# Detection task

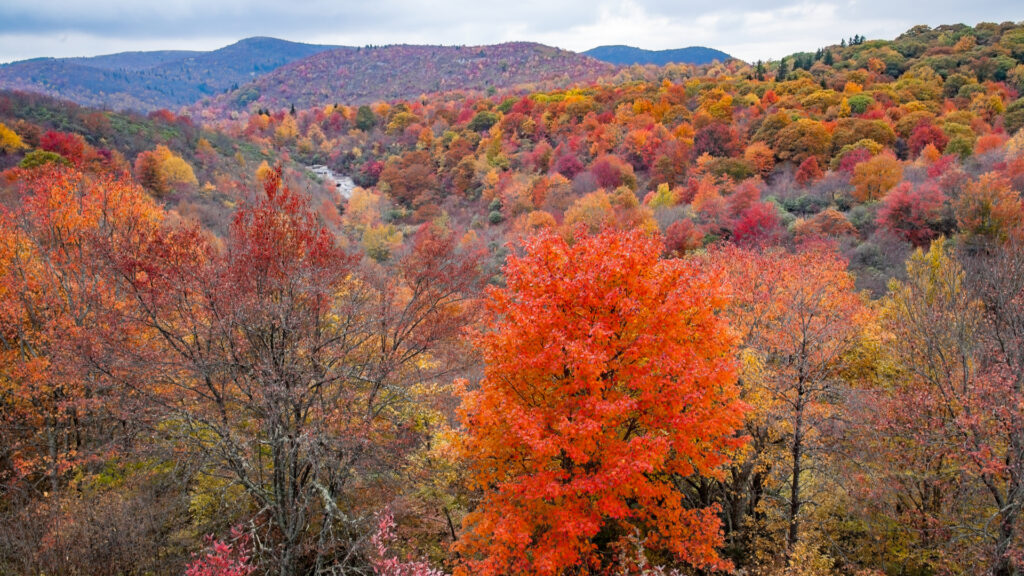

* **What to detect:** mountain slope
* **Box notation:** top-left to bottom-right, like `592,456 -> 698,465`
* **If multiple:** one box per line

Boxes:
0,37 -> 337,112
584,45 -> 732,66
65,50 -> 204,71
202,42 -> 618,112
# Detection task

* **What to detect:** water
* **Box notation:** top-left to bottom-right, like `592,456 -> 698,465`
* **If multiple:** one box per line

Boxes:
308,164 -> 355,200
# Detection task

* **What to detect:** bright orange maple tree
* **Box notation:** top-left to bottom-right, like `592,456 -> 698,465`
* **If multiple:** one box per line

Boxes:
455,228 -> 746,576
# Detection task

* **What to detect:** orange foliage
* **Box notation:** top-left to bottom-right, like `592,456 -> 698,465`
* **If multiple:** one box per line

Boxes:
0,166 -> 163,488
956,172 -> 1024,242
851,152 -> 903,202
794,209 -> 858,240
744,142 -> 776,178
134,144 -> 198,196
456,228 -> 745,576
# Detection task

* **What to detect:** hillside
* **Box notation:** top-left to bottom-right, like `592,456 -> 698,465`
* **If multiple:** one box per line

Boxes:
773,21 -> 1024,80
0,89 -> 332,235
201,42 -> 618,113
5,18 -> 1024,576
65,50 -> 203,71
584,45 -> 732,65
0,37 -> 337,112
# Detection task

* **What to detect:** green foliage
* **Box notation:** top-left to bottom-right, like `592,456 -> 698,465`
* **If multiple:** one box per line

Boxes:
945,135 -> 974,158
1005,98 -> 1024,135
19,149 -> 70,168
847,93 -> 873,114
468,111 -> 500,132
356,105 -> 376,131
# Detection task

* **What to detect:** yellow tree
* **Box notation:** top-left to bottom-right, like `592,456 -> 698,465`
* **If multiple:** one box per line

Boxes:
134,144 -> 198,196
0,121 -> 26,154
851,152 -> 902,202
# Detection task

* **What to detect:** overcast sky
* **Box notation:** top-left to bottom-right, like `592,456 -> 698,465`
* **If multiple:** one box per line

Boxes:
0,0 -> 1020,64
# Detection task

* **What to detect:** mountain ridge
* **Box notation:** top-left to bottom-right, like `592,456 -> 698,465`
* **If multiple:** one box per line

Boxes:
584,45 -> 732,66
199,41 -> 619,113
0,37 -> 338,112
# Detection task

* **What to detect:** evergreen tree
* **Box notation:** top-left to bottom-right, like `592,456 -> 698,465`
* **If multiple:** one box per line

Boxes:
776,57 -> 790,81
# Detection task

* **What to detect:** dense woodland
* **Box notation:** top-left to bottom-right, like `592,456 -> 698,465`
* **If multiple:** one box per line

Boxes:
0,38 -> 337,112
2,20 -> 1024,576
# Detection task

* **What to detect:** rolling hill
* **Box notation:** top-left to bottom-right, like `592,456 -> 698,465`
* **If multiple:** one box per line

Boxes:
201,42 -> 618,113
0,37 -> 337,112
584,45 -> 732,66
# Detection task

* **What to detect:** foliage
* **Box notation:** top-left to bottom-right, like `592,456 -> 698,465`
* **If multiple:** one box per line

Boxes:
456,228 -> 745,576
134,144 -> 198,196
186,528 -> 255,576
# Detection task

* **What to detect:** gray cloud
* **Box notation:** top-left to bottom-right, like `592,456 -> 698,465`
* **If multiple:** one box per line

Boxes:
0,0 -> 1020,64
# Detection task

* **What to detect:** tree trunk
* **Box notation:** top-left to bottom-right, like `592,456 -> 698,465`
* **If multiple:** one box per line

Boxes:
787,386 -> 805,552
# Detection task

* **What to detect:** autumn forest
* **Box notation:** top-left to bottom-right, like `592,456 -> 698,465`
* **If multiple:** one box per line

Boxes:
2,18 -> 1024,576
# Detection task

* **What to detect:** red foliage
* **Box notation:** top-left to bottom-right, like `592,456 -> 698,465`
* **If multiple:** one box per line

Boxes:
554,152 -> 584,179
589,154 -> 636,189
733,202 -> 783,247
372,509 -> 447,576
876,182 -> 949,247
692,122 -> 740,158
727,179 -> 762,218
456,228 -> 745,576
185,528 -> 254,576
836,147 -> 873,174
794,156 -> 823,186
909,123 -> 949,157
664,218 -> 705,256
927,154 -> 958,179
39,130 -> 87,166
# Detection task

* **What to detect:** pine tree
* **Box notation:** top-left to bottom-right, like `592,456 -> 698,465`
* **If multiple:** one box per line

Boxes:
776,57 -> 790,81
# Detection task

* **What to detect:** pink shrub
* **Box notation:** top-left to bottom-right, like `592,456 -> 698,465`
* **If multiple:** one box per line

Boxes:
185,528 -> 254,576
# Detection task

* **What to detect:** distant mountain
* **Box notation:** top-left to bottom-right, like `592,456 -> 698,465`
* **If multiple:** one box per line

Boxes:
584,45 -> 732,66
0,37 -> 338,112
201,42 -> 618,113
65,50 -> 203,71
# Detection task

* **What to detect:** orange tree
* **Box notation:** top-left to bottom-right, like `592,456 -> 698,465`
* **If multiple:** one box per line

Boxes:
455,228 -> 746,576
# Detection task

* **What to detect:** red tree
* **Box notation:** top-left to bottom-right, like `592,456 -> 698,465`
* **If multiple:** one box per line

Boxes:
876,181 -> 950,246
456,228 -> 745,576
794,156 -> 823,187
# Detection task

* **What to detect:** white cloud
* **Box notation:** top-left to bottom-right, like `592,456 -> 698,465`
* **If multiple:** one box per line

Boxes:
0,33 -> 234,62
0,0 -> 1020,63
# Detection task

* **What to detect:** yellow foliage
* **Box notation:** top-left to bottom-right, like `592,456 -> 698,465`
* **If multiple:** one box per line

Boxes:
839,97 -> 852,118
274,115 -> 299,144
647,183 -> 675,208
0,122 -> 26,153
135,144 -> 198,196
1006,129 -> 1024,157
518,210 -> 557,234
344,187 -> 383,229
362,223 -> 403,262
699,88 -> 734,122
564,189 -> 614,233
255,160 -> 274,186
851,153 -> 902,202
195,137 -> 216,159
